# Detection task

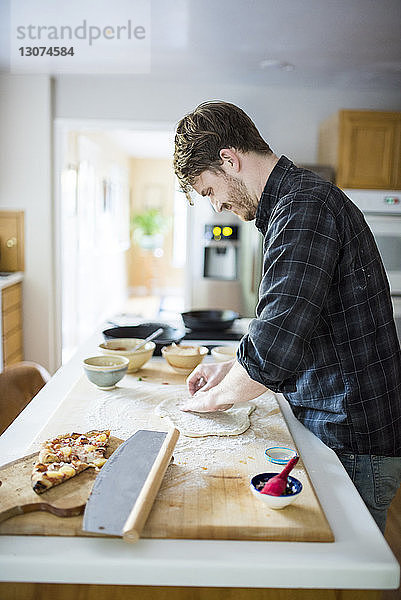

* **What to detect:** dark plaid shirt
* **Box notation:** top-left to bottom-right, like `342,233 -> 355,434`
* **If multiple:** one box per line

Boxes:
237,156 -> 401,455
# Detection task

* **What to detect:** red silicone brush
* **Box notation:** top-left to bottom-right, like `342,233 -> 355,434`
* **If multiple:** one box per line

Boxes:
260,455 -> 299,496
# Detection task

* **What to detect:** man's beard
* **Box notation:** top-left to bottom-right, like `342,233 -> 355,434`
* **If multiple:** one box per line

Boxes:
225,175 -> 257,221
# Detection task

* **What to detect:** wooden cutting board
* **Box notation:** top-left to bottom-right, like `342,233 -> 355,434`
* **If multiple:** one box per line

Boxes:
0,437 -> 122,535
0,363 -> 334,542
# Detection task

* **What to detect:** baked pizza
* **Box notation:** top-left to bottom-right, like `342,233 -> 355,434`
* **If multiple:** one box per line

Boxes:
31,429 -> 110,494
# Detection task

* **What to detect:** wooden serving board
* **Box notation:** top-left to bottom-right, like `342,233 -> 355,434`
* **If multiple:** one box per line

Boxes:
0,362 -> 334,542
0,437 -> 122,535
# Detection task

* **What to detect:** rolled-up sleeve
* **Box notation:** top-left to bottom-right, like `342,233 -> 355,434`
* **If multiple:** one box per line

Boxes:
237,194 -> 340,392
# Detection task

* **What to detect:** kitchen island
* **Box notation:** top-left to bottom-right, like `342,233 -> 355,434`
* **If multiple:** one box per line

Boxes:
0,331 -> 399,599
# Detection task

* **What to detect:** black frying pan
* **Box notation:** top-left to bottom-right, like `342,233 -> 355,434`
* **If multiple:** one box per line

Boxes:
181,310 -> 239,332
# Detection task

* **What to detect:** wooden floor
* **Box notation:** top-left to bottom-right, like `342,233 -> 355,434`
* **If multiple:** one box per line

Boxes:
382,484 -> 401,600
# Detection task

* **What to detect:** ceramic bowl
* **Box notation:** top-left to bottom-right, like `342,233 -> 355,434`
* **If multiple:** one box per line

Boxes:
250,472 -> 303,509
83,355 -> 129,390
102,322 -> 184,355
98,338 -> 155,373
265,446 -> 298,465
211,345 -> 238,362
162,344 -> 209,374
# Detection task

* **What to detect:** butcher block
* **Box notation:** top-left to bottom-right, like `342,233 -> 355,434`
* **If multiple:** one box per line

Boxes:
0,361 -> 334,542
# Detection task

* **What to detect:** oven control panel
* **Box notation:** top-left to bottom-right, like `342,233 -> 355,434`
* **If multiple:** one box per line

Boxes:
383,195 -> 400,205
343,189 -> 401,214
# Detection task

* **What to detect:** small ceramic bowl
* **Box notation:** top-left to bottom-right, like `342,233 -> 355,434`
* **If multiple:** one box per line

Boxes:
211,345 -> 238,362
265,446 -> 298,465
83,355 -> 129,390
250,472 -> 303,509
98,338 -> 155,373
162,344 -> 209,374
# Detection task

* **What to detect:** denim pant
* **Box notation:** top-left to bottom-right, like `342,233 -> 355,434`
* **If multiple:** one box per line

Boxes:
337,453 -> 401,533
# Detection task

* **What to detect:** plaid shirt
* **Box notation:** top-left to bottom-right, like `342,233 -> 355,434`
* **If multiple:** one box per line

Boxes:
237,156 -> 401,455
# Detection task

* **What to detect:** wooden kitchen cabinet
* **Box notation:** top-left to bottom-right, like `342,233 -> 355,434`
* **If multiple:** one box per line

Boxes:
318,110 -> 401,189
2,282 -> 23,368
0,210 -> 25,272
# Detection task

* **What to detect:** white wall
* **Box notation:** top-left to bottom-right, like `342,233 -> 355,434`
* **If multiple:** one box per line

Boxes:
1,73 -> 401,372
0,74 -> 55,372
55,76 -> 401,163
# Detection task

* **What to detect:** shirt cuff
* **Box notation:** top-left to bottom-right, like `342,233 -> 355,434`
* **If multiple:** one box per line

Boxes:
237,335 -> 297,393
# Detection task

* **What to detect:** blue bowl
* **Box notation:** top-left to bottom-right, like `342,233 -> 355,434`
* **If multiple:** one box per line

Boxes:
265,446 -> 297,465
83,355 -> 129,390
250,472 -> 303,509
251,472 -> 303,496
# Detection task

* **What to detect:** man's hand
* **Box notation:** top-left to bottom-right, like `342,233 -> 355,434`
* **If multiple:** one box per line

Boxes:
186,360 -> 235,396
182,360 -> 268,414
181,388 -> 234,413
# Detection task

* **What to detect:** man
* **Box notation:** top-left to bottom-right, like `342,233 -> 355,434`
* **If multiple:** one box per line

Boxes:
173,101 -> 401,533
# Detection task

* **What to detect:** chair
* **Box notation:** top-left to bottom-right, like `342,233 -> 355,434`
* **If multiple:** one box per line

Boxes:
0,361 -> 50,435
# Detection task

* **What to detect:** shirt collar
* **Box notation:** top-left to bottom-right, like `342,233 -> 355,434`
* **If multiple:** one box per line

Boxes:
255,155 -> 293,234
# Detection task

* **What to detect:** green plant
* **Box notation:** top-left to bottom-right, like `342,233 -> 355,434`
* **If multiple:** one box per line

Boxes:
131,209 -> 167,236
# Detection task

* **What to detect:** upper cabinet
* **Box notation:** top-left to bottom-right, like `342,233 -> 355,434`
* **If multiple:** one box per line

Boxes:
0,211 -> 25,272
318,110 -> 401,189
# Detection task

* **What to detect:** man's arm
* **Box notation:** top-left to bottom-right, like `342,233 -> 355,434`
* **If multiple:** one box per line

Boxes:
181,360 -> 267,412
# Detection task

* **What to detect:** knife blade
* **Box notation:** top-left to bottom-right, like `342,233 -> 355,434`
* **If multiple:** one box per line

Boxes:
82,428 -> 179,542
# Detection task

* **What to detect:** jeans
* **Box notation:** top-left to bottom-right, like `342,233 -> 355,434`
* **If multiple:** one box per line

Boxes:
337,453 -> 401,533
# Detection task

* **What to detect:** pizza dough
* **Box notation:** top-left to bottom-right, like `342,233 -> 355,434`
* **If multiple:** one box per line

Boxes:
155,398 -> 255,438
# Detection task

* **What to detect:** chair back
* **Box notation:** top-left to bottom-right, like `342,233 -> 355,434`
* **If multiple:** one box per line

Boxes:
0,362 -> 50,435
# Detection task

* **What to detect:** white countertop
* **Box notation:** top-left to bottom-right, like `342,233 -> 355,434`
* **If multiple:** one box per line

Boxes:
0,331 -> 399,590
0,271 -> 23,290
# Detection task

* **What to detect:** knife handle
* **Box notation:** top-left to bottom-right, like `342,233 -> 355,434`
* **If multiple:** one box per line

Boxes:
122,427 -> 180,543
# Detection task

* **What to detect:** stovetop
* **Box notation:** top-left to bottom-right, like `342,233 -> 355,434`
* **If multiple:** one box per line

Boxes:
107,314 -> 251,346
182,317 -> 250,344
183,328 -> 243,341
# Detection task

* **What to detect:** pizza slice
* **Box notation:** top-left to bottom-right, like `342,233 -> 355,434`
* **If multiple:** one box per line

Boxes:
38,429 -> 110,467
31,458 -> 90,494
32,429 -> 111,494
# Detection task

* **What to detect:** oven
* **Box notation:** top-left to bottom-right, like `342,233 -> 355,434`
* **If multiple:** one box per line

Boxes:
343,189 -> 401,342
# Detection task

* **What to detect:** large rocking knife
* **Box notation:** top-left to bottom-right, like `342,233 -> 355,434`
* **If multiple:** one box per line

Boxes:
82,428 -> 179,542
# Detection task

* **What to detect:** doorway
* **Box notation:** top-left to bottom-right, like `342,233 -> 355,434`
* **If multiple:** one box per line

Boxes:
54,119 -> 187,364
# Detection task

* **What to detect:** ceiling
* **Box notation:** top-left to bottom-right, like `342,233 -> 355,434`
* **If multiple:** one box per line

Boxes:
70,0 -> 401,159
150,0 -> 401,90
1,0 -> 400,90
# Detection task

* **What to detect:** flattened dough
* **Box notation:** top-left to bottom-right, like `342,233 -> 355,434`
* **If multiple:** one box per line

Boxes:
155,398 -> 255,438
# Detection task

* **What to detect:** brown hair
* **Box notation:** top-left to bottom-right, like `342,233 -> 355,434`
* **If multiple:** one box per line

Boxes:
174,101 -> 272,197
